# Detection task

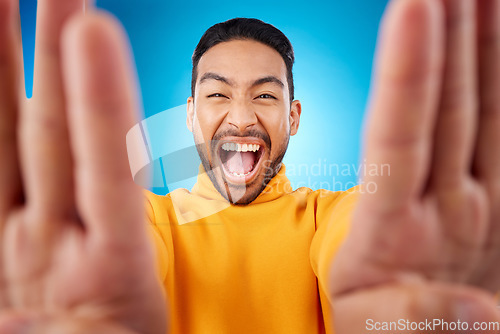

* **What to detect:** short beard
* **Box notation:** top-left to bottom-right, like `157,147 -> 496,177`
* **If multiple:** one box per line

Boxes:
195,130 -> 289,205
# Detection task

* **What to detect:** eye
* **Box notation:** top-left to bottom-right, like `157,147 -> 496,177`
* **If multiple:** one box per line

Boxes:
256,94 -> 276,100
207,93 -> 228,98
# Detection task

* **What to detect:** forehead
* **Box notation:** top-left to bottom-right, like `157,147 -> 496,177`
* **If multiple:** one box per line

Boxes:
197,40 -> 287,85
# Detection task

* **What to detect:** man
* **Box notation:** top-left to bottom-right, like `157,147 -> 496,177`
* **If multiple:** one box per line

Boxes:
0,0 -> 499,333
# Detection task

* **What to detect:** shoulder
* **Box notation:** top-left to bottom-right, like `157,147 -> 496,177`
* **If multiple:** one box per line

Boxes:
302,185 -> 361,229
143,188 -> 190,224
294,185 -> 360,211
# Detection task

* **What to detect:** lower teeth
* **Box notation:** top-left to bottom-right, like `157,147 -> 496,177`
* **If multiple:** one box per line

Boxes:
230,166 -> 254,177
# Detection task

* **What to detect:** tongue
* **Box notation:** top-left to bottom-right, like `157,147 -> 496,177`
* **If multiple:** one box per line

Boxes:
225,151 -> 256,175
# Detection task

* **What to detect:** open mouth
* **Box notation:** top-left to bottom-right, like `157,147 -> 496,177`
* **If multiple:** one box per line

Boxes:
217,139 -> 265,184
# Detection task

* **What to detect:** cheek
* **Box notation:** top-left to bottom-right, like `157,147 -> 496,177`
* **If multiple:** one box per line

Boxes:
193,109 -> 210,137
259,111 -> 290,143
193,105 -> 226,152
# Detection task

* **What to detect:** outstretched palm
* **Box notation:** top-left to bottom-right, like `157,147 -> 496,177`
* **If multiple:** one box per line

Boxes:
331,0 -> 500,332
0,0 -> 166,332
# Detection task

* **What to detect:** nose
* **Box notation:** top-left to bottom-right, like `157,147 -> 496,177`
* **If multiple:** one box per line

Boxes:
225,100 -> 258,132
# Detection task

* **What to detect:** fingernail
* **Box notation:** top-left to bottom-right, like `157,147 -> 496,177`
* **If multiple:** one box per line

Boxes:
454,296 -> 497,333
455,299 -> 475,324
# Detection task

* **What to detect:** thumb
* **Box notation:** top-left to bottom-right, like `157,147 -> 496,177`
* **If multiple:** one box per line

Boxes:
0,312 -> 137,334
332,281 -> 500,334
0,313 -> 33,334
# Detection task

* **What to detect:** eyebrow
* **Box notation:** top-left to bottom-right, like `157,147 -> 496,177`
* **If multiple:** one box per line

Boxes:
250,76 -> 284,89
199,72 -> 235,86
199,72 -> 284,89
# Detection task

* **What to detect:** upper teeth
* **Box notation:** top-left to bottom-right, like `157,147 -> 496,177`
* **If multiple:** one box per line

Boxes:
221,143 -> 260,152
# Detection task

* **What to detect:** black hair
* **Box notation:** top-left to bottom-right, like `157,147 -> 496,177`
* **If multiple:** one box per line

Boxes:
191,18 -> 295,103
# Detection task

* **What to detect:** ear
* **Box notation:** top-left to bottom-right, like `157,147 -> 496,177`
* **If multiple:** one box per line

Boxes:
186,96 -> 194,132
289,100 -> 302,136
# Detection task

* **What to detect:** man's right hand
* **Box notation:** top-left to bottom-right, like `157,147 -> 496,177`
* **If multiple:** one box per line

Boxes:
0,0 -> 167,333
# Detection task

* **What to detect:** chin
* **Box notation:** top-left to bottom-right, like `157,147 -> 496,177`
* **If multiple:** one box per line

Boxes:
195,132 -> 287,205
224,178 -> 267,205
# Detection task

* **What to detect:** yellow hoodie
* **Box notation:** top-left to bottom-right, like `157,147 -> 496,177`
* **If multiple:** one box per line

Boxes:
145,165 -> 359,334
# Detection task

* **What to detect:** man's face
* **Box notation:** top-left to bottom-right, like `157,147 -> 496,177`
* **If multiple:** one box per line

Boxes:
187,39 -> 301,204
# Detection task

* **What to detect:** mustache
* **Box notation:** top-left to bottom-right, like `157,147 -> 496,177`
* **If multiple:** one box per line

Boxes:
211,129 -> 272,150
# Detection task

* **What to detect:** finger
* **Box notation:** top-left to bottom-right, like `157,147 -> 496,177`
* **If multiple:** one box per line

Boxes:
84,0 -> 94,12
19,0 -> 86,218
474,0 -> 500,195
61,13 -> 145,242
332,282 -> 499,334
0,0 -> 22,221
429,0 -> 478,189
470,0 -> 500,291
361,0 -> 445,213
0,0 -> 22,309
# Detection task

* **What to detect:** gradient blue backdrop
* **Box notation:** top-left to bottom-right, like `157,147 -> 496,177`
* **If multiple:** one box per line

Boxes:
20,0 -> 390,194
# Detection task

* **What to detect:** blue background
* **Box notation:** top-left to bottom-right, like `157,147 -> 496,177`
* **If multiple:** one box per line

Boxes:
20,0 -> 390,194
